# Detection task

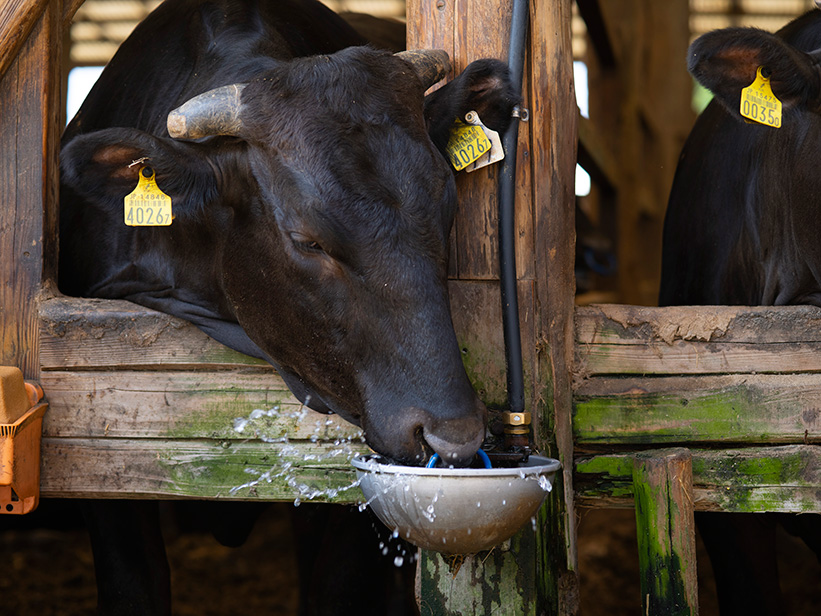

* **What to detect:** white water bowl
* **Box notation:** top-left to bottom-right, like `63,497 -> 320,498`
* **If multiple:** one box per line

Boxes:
352,454 -> 561,554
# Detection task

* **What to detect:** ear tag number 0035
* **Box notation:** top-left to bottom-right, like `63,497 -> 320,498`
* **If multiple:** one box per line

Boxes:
124,167 -> 173,226
740,66 -> 782,128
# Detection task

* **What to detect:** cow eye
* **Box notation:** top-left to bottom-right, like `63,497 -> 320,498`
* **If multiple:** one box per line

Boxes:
290,232 -> 325,254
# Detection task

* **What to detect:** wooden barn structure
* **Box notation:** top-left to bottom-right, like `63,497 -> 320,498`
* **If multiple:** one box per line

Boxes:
1,0 -> 820,614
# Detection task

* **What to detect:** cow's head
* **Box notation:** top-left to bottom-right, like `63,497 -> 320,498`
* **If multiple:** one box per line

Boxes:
61,47 -> 518,466
687,10 -> 821,121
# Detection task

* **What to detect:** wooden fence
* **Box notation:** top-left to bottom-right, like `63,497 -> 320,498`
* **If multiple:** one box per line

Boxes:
4,1 -> 820,615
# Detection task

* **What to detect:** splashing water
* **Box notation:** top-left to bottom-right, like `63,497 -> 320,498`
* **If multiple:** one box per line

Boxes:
228,404 -> 366,504
537,475 -> 553,492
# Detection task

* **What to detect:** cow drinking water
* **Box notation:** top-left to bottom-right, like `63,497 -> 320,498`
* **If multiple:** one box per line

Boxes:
660,8 -> 821,615
58,0 -> 519,613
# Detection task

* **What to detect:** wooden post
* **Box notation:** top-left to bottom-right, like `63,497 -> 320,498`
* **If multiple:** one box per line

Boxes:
529,0 -> 579,613
408,0 -> 578,613
0,0 -> 62,379
632,448 -> 698,616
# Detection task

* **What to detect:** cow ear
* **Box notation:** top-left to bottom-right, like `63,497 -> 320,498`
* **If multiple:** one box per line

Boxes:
688,27 -> 821,115
423,58 -> 521,155
60,128 -> 218,216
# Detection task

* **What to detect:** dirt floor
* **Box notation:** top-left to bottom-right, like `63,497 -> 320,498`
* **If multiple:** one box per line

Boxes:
1,500 -> 820,615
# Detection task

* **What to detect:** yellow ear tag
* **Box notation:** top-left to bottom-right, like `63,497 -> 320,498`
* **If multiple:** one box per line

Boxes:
124,167 -> 173,226
740,66 -> 782,128
446,120 -> 492,171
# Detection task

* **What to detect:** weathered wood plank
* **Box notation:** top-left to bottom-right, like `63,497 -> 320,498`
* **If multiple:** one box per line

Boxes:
449,280 -> 535,408
575,305 -> 821,375
417,528 -> 538,615
38,369 -> 364,442
0,3 -> 61,379
0,0 -> 49,80
63,0 -> 86,30
530,0 -> 579,613
575,445 -> 821,513
632,449 -> 698,616
577,339 -> 821,376
574,374 -> 821,445
39,437 -> 369,501
39,296 -> 269,370
577,304 -> 821,345
449,0 -> 512,281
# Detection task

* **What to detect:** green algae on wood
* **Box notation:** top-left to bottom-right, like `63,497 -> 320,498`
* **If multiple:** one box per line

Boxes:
418,525 -> 538,616
575,445 -> 821,514
632,449 -> 698,616
574,374 -> 821,446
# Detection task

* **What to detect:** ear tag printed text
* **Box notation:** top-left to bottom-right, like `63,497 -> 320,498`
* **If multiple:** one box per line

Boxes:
124,167 -> 173,226
740,66 -> 782,128
446,114 -> 494,171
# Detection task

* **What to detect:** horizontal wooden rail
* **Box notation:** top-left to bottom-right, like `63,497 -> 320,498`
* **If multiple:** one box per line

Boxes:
576,304 -> 821,375
38,296 -> 368,501
40,296 -> 269,370
575,445 -> 821,513
40,438 -> 367,501
575,373 -> 821,445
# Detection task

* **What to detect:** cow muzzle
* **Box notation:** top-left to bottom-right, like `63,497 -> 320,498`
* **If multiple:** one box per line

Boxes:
363,396 -> 487,468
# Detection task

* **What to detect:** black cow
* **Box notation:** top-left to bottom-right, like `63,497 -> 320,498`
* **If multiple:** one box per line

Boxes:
59,0 -> 518,613
660,9 -> 821,615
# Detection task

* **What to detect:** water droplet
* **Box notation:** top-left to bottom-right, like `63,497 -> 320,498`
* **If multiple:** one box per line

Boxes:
393,556 -> 404,567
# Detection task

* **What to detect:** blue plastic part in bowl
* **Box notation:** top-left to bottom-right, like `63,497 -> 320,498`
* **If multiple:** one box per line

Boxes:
426,448 -> 492,469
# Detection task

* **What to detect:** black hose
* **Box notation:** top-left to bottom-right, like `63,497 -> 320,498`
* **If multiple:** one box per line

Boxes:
498,0 -> 529,415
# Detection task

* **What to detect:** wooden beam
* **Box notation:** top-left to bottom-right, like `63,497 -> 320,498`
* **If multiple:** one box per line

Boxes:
417,530 -> 539,615
575,0 -> 616,68
632,449 -> 698,616
530,0 -> 579,613
575,445 -> 821,513
576,304 -> 821,376
0,0 -> 50,80
63,0 -> 86,30
38,369 -> 365,440
574,374 -> 821,445
577,304 -> 821,345
0,1 -> 62,379
40,437 -> 368,501
39,296 -> 268,370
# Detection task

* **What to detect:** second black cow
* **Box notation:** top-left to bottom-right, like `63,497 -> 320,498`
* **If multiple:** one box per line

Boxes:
660,8 -> 821,615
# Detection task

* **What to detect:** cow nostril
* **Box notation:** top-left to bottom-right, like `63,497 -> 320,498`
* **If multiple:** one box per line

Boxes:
421,426 -> 485,468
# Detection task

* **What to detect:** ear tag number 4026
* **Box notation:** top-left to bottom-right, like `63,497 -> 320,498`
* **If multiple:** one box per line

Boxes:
124,167 -> 173,226
740,66 -> 782,128
446,111 -> 505,172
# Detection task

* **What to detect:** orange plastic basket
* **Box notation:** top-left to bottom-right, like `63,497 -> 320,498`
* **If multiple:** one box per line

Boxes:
0,367 -> 47,514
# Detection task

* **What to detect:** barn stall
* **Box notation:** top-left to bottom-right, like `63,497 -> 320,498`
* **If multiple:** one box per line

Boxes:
1,0 -> 820,614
